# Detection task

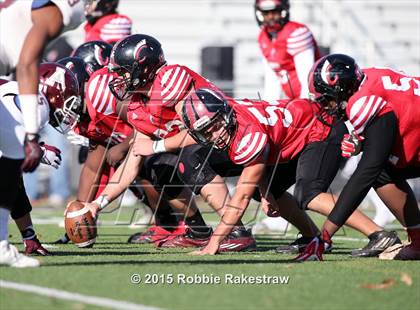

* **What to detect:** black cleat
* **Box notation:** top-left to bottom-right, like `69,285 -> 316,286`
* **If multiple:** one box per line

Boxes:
276,235 -> 332,254
351,230 -> 401,257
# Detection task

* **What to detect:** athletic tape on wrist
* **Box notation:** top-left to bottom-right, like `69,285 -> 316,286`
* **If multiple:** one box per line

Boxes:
152,139 -> 167,154
19,94 -> 40,134
94,195 -> 109,210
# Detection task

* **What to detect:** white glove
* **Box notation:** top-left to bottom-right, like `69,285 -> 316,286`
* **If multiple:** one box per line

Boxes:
67,130 -> 89,147
40,143 -> 62,169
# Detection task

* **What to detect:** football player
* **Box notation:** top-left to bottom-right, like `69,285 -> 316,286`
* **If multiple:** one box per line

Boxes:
72,40 -> 113,73
0,0 -> 85,173
54,57 -> 184,246
255,0 -> 320,99
0,63 -> 82,267
81,34 -> 257,250
84,0 -> 132,44
180,87 -> 399,255
297,54 -> 420,261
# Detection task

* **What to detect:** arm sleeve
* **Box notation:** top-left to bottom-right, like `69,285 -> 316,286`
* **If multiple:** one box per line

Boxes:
293,47 -> 315,98
328,111 -> 398,227
262,59 -> 282,101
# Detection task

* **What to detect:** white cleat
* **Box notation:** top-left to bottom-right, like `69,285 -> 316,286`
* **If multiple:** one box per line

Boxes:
0,240 -> 40,268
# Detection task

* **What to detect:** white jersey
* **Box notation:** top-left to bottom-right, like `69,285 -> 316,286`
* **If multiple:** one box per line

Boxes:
0,81 -> 50,159
0,0 -> 85,75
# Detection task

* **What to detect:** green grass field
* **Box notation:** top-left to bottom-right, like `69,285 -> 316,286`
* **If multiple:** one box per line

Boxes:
1,204 -> 419,310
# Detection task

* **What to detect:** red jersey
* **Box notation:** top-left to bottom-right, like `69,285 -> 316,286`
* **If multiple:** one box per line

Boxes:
84,13 -> 132,44
258,21 -> 320,99
228,98 -> 331,166
346,68 -> 420,168
76,67 -> 132,146
127,64 -> 221,139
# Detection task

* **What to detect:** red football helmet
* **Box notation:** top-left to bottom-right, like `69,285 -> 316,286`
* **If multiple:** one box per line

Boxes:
255,0 -> 290,32
182,88 -> 236,150
38,62 -> 82,134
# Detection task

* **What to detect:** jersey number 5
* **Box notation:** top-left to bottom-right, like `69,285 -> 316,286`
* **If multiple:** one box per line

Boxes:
238,100 -> 293,127
382,76 -> 420,96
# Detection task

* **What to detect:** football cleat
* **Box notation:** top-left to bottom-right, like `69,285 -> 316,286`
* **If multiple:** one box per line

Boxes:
158,228 -> 211,248
218,227 -> 257,252
276,235 -> 332,254
128,225 -> 175,244
0,240 -> 40,268
24,237 -> 51,256
351,230 -> 401,258
53,233 -> 70,244
379,228 -> 420,260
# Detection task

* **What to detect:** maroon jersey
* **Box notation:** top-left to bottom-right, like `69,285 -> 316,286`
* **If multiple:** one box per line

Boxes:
228,98 -> 331,166
346,68 -> 420,168
84,13 -> 132,44
75,67 -> 132,146
128,64 -> 221,139
258,21 -> 320,99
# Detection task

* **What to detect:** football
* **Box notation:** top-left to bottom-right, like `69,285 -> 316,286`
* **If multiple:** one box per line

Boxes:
64,200 -> 97,248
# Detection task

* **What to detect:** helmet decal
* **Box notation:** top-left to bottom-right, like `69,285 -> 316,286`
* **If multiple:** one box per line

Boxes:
321,60 -> 339,86
41,67 -> 67,93
133,39 -> 147,62
94,45 -> 108,66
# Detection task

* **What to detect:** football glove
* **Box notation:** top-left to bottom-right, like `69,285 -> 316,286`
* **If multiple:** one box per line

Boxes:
40,142 -> 62,169
294,230 -> 332,262
341,132 -> 364,158
67,130 -> 89,147
21,133 -> 42,172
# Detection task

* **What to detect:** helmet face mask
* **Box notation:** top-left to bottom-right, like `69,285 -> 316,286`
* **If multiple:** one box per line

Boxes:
189,113 -> 233,150
108,66 -> 134,100
51,95 -> 81,134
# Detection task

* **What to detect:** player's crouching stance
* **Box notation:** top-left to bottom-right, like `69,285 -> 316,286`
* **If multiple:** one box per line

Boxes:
0,63 -> 81,267
53,56 -> 183,246
107,34 -> 256,250
180,88 -> 399,255
296,54 -> 420,261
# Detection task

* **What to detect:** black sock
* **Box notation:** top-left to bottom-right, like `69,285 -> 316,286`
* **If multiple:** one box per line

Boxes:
185,211 -> 212,238
21,225 -> 36,240
155,203 -> 179,232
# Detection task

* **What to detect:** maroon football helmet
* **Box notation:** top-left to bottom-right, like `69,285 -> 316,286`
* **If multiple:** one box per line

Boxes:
182,88 -> 236,150
38,62 -> 82,134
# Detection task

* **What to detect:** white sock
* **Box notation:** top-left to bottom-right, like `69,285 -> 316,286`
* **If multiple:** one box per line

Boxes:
368,189 -> 396,227
0,208 -> 10,241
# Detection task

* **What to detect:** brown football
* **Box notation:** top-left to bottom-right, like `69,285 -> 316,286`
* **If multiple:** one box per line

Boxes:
64,200 -> 97,248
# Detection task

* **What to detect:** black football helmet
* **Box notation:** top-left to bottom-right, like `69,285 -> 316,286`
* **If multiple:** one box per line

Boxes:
71,41 -> 112,72
308,54 -> 365,117
255,0 -> 290,31
57,57 -> 93,99
182,88 -> 236,150
84,0 -> 119,23
108,34 -> 166,100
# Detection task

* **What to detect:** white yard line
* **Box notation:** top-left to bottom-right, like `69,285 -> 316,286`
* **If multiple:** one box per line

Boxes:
0,280 -> 162,310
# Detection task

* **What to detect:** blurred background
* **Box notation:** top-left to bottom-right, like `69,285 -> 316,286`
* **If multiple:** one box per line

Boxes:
29,0 -> 420,207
